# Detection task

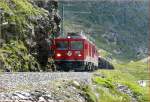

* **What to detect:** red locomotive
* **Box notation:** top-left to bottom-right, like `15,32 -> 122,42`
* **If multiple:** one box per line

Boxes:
49,32 -> 99,71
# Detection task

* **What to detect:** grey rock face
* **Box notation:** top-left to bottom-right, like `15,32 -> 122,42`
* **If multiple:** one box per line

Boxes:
28,0 -> 61,68
0,0 -> 61,70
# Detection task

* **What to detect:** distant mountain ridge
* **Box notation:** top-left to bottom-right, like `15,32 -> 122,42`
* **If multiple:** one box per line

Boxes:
59,0 -> 149,61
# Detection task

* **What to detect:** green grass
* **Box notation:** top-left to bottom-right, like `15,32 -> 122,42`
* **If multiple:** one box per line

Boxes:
12,0 -> 40,15
96,87 -> 130,102
94,77 -> 115,89
80,57 -> 149,102
82,85 -> 98,102
93,76 -> 131,102
91,59 -> 149,102
0,0 -> 12,12
112,60 -> 149,80
92,71 -> 149,102
98,49 -> 113,59
0,40 -> 40,71
0,0 -> 47,40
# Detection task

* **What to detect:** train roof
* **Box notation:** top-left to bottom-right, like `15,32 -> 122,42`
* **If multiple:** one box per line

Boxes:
55,32 -> 96,45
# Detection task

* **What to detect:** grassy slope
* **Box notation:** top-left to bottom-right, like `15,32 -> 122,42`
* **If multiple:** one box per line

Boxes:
80,48 -> 149,102
89,51 -> 149,102
93,62 -> 149,102
0,0 -> 44,71
96,50 -> 149,102
82,60 -> 149,102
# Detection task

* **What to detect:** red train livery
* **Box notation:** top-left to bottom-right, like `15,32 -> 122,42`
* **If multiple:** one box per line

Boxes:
50,33 -> 99,71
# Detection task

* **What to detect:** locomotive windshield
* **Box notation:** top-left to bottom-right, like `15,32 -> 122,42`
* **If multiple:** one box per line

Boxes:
56,41 -> 68,50
71,41 -> 83,50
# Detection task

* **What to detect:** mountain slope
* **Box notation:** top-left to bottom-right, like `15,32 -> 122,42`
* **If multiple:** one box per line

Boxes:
59,0 -> 149,61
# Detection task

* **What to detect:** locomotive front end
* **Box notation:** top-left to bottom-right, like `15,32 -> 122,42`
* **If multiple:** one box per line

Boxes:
54,38 -> 85,71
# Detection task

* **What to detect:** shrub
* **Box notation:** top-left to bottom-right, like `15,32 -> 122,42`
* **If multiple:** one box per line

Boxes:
0,40 -> 40,72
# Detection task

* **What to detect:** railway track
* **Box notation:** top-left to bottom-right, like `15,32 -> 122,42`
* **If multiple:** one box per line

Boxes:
0,72 -> 92,89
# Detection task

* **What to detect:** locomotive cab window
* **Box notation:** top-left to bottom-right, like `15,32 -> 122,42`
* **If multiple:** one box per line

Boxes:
56,41 -> 68,50
71,41 -> 83,50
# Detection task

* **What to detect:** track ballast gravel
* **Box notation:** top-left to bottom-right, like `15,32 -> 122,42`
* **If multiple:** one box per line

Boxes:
0,72 -> 92,89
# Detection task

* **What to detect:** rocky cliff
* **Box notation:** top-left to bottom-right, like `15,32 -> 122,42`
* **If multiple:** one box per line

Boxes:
0,0 -> 61,71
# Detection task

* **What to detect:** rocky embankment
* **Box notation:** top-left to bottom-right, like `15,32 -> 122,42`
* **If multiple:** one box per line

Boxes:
0,80 -> 88,102
0,72 -> 91,102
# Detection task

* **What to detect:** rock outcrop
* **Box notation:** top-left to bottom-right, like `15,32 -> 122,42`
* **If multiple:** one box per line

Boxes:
0,0 -> 61,71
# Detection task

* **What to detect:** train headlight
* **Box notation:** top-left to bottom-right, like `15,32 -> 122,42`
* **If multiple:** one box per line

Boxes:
56,53 -> 61,57
78,54 -> 82,57
67,36 -> 71,38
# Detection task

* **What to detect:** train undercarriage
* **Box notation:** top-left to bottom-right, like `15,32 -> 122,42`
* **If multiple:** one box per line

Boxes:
46,57 -> 114,72
55,60 -> 98,72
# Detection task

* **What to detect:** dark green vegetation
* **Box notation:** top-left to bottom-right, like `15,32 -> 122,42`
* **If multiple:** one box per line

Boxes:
0,40 -> 40,71
60,0 -> 148,60
0,0 -> 43,71
0,0 -> 60,71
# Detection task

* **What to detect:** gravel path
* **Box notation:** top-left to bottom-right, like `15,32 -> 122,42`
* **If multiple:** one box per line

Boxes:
0,72 -> 92,89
